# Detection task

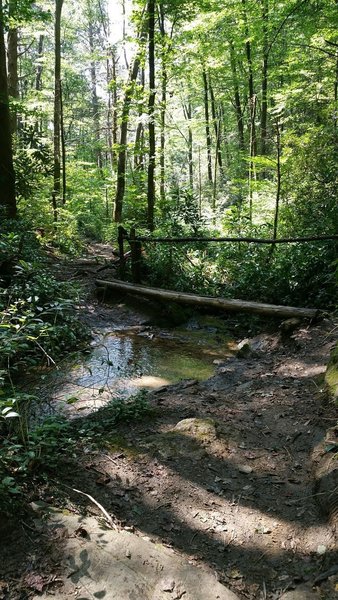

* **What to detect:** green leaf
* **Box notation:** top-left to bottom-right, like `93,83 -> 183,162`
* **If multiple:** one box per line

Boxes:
66,397 -> 79,404
2,411 -> 20,418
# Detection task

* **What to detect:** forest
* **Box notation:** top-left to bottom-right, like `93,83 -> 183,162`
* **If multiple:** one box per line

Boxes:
0,0 -> 338,599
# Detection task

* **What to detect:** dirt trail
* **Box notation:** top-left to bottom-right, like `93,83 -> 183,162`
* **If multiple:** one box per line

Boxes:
0,247 -> 337,600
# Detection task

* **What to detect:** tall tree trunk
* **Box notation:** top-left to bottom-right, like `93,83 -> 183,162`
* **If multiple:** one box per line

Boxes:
134,68 -> 145,170
0,0 -> 16,218
35,34 -> 44,91
183,102 -> 193,189
260,0 -> 269,155
248,95 -> 257,221
60,80 -> 66,204
158,3 -> 167,206
122,0 -> 129,70
111,48 -> 118,166
106,51 -> 115,171
34,34 -> 44,134
88,21 -> 103,172
229,40 -> 244,151
53,0 -> 64,221
202,66 -> 213,184
114,6 -> 148,222
209,75 -> 224,180
7,1 -> 18,135
114,30 -> 146,222
242,0 -> 256,157
147,0 -> 156,231
270,120 -> 281,257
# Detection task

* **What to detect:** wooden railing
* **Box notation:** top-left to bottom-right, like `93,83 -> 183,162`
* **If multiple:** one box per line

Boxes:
117,226 -> 338,283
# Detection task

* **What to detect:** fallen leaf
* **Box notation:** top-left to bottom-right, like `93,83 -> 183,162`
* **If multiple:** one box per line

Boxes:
24,573 -> 46,593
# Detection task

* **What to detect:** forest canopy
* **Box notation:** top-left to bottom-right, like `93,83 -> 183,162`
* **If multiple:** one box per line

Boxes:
0,0 -> 337,307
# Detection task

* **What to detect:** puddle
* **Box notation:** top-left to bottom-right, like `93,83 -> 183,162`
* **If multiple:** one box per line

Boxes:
31,317 -> 233,418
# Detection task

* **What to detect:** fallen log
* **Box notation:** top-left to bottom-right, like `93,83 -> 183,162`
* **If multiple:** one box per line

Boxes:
95,278 -> 321,319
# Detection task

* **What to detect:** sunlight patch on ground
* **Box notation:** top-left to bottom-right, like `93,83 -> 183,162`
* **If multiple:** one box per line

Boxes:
276,360 -> 326,378
128,375 -> 171,389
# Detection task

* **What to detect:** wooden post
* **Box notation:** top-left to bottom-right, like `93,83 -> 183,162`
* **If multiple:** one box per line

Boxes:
130,227 -> 142,283
118,225 -> 126,279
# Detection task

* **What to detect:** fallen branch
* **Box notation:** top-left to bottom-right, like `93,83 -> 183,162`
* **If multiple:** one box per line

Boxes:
95,278 -> 321,319
65,485 -> 117,529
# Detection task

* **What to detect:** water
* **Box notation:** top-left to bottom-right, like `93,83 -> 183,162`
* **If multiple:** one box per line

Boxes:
34,318 -> 233,417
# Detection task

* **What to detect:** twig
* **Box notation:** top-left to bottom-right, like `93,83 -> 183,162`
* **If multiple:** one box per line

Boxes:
60,483 -> 117,529
36,341 -> 56,366
283,445 -> 293,460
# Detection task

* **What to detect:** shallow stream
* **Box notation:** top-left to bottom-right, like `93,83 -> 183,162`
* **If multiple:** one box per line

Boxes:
33,316 -> 234,417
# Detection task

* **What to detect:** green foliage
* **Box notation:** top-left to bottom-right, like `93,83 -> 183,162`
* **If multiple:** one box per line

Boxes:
0,274 -> 88,373
0,220 -> 89,375
141,212 -> 337,308
14,127 -> 53,200
0,391 -> 152,515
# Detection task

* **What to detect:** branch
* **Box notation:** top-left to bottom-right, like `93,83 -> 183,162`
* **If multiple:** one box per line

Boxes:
127,234 -> 338,245
266,0 -> 308,59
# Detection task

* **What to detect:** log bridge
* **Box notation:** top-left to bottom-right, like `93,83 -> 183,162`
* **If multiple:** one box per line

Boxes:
95,227 -> 335,319
96,278 -> 320,320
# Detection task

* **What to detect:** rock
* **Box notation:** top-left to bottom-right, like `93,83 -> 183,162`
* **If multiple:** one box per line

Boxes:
235,339 -> 252,358
33,511 -> 240,600
143,419 -> 217,461
173,418 -> 218,441
237,465 -> 253,474
279,585 -> 320,600
279,318 -> 302,337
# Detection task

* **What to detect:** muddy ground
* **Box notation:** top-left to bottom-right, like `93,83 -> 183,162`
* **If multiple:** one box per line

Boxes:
0,245 -> 337,600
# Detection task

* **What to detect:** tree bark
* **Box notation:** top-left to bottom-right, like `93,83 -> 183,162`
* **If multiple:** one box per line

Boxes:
88,20 -> 103,172
248,94 -> 257,221
114,15 -> 147,223
95,278 -> 320,319
242,0 -> 256,157
35,34 -> 44,91
272,120 -> 281,242
110,48 -> 118,166
183,102 -> 194,190
229,40 -> 245,151
260,0 -> 269,155
53,0 -> 64,221
209,75 -> 224,180
7,1 -> 18,134
134,68 -> 145,170
0,0 -> 16,218
60,80 -> 66,204
202,66 -> 213,184
147,0 -> 156,231
159,4 -> 167,206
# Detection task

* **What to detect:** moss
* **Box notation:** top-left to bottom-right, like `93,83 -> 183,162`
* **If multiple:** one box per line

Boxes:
325,343 -> 338,401
102,434 -> 142,458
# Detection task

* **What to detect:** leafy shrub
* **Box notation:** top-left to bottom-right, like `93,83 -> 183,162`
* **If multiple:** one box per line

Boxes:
0,392 -> 152,515
141,218 -> 337,308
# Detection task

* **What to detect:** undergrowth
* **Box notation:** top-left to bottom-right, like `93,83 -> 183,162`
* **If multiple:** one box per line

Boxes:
0,220 -> 92,514
143,218 -> 337,309
0,392 -> 152,515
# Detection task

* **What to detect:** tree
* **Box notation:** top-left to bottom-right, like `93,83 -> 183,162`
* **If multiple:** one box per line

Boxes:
53,0 -> 64,217
0,0 -> 16,218
114,6 -> 148,223
146,0 -> 156,231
